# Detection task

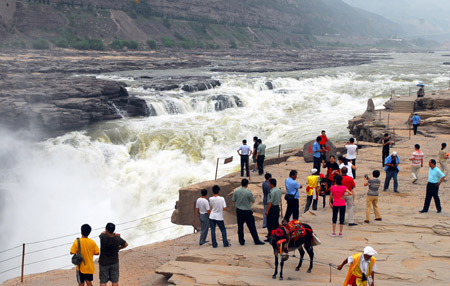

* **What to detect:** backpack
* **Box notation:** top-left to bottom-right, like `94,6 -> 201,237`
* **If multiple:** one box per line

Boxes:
71,238 -> 85,266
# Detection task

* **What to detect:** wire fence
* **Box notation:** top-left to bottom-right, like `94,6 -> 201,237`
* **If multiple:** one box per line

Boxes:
0,208 -> 178,282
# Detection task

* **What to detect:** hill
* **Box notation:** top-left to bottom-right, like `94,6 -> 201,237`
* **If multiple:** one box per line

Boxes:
0,0 -> 402,50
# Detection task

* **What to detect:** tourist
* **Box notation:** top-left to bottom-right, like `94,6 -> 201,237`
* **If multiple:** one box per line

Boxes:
341,167 -> 357,226
329,175 -> 351,238
265,178 -> 282,241
255,139 -> 266,175
337,246 -> 378,286
381,133 -> 391,167
312,136 -> 323,174
232,179 -> 265,245
252,136 -> 259,172
70,224 -> 100,286
439,143 -> 449,180
99,223 -> 128,286
419,159 -> 446,214
417,86 -> 425,98
209,185 -> 230,247
345,138 -> 358,178
411,113 -> 421,135
322,155 -> 339,208
304,168 -> 319,213
319,130 -> 329,162
383,151 -> 400,193
409,144 -> 424,184
237,139 -> 252,177
338,156 -> 355,179
283,170 -> 302,222
262,173 -> 272,229
196,189 -> 210,245
364,170 -> 382,223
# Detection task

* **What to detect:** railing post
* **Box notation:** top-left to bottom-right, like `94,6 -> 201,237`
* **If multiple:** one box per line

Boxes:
214,158 -> 219,180
278,144 -> 281,159
388,114 -> 390,128
409,127 -> 411,139
21,243 -> 25,283
409,87 -> 411,97
393,128 -> 396,144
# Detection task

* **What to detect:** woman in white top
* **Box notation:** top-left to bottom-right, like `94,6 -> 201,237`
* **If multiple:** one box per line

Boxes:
209,185 -> 230,248
338,156 -> 356,179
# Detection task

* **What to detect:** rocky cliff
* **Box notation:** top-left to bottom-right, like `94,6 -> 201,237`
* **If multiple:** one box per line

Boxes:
1,0 -> 401,49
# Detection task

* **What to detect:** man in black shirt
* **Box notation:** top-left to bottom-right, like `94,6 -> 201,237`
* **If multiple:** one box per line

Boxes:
99,223 -> 128,286
322,155 -> 340,207
381,133 -> 391,167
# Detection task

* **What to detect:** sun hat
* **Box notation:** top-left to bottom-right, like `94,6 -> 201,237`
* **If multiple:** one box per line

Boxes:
363,246 -> 378,256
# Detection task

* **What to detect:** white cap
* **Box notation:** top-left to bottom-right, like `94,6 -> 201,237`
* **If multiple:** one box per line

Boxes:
363,246 -> 378,256
311,168 -> 317,174
392,151 -> 397,156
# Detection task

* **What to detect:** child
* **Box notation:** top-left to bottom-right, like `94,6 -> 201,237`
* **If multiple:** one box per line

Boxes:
364,170 -> 382,223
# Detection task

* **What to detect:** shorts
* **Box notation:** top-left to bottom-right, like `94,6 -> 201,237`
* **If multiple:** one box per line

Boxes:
77,271 -> 93,284
99,263 -> 120,284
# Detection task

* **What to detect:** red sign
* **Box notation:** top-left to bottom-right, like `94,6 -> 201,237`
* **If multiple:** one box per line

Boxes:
224,156 -> 233,164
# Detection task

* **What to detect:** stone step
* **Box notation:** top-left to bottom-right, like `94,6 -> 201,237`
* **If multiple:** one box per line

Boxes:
393,100 -> 414,113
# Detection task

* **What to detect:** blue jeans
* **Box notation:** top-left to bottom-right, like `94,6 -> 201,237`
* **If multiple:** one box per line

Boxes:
210,219 -> 229,247
384,170 -> 398,191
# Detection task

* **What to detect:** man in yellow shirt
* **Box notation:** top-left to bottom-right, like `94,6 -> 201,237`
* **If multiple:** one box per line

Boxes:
304,168 -> 319,212
337,246 -> 377,286
70,224 -> 100,286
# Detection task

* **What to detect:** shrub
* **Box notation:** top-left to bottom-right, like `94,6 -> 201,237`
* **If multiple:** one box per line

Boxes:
161,36 -> 175,48
147,40 -> 157,49
72,38 -> 105,50
110,39 -> 139,50
229,40 -> 237,49
32,39 -> 50,50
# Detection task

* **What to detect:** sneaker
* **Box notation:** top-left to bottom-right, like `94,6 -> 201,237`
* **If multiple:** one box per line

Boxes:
383,189 -> 387,192
338,233 -> 343,238
375,218 -> 382,221
331,233 -> 336,237
394,190 -> 399,193
419,210 -> 427,213
348,223 -> 358,226
437,209 -> 442,213
364,220 -> 370,223
255,241 -> 265,245
251,170 -> 257,173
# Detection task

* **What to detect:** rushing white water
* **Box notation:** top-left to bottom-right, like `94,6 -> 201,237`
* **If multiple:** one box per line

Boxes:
0,52 -> 449,282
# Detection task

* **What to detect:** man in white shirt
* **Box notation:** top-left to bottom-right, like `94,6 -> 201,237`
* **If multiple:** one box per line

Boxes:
345,138 -> 358,178
237,139 -> 252,177
196,189 -> 210,245
208,185 -> 230,248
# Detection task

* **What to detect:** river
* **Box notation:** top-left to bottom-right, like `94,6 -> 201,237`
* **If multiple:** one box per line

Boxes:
0,51 -> 449,282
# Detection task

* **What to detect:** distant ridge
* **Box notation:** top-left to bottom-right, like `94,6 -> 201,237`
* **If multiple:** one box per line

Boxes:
0,0 -> 402,49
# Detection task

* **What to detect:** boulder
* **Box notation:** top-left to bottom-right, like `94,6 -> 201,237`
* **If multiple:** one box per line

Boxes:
361,98 -> 376,121
265,81 -> 274,90
302,140 -> 337,163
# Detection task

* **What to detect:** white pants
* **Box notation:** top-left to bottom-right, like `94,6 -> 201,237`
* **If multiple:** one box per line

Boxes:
344,196 -> 354,224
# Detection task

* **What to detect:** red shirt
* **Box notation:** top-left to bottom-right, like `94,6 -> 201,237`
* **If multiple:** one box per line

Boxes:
319,135 -> 328,145
341,175 -> 355,192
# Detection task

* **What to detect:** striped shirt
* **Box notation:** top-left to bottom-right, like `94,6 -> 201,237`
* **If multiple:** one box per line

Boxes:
410,151 -> 424,167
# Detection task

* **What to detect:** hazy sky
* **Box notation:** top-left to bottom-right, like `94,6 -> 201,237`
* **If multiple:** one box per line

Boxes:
343,0 -> 450,40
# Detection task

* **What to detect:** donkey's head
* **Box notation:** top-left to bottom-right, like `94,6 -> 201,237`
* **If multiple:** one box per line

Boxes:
270,227 -> 290,261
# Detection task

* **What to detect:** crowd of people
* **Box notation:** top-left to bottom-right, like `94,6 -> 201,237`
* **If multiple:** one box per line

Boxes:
69,128 -> 448,286
194,129 -> 448,286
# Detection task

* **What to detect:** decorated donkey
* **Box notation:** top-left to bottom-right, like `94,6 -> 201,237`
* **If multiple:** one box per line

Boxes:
270,220 -> 319,280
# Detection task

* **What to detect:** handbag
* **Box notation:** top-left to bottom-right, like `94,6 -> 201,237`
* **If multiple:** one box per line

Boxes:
284,179 -> 298,201
71,238 -> 85,266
